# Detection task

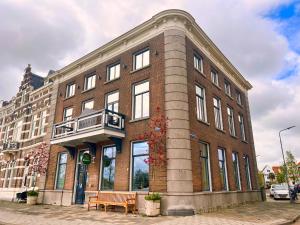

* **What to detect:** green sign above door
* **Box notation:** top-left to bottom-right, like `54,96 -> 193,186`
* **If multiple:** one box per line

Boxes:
82,152 -> 92,165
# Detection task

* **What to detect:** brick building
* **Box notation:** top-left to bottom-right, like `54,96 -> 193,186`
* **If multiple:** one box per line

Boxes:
42,9 -> 261,215
0,65 -> 54,201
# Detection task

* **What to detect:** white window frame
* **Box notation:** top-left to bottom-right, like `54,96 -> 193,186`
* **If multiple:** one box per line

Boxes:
39,110 -> 47,135
245,155 -> 252,190
218,148 -> 229,191
133,49 -> 150,71
54,152 -> 68,190
30,114 -> 39,138
232,152 -> 241,191
132,80 -> 150,120
224,80 -> 231,96
196,85 -> 207,122
84,74 -> 96,91
13,120 -> 23,141
66,83 -> 76,98
236,91 -> 242,105
63,107 -> 73,121
213,97 -> 223,130
227,106 -> 236,136
194,54 -> 203,73
211,70 -> 219,86
105,91 -> 119,113
199,141 -> 212,192
107,63 -> 120,81
81,99 -> 94,112
238,114 -> 246,141
99,145 -> 117,191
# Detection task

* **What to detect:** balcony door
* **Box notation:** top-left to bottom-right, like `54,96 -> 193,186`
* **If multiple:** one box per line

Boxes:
75,151 -> 88,204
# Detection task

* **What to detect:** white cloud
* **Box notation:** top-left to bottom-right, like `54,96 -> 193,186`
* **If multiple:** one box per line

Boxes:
0,0 -> 299,168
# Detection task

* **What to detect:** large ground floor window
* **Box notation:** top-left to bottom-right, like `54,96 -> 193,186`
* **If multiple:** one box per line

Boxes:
200,142 -> 211,191
131,141 -> 149,191
218,148 -> 228,191
55,152 -> 68,190
101,146 -> 116,190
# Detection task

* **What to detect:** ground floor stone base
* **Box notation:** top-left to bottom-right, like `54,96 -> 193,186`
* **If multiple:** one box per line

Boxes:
0,188 -> 20,201
41,190 -> 262,215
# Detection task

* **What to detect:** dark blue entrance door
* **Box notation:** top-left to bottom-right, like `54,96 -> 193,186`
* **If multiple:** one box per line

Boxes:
75,152 -> 87,204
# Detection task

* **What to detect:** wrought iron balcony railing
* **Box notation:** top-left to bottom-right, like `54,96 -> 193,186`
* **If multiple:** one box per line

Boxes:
51,109 -> 125,141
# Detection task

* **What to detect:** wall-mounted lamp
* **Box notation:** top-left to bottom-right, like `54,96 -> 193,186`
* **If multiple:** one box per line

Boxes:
98,75 -> 101,80
77,85 -> 80,89
154,50 -> 159,56
122,64 -> 127,69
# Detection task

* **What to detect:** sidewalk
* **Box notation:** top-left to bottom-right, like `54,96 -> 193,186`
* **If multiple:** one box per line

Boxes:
0,200 -> 299,225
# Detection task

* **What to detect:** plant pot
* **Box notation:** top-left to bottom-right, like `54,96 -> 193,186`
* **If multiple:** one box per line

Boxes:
27,196 -> 38,205
145,200 -> 160,216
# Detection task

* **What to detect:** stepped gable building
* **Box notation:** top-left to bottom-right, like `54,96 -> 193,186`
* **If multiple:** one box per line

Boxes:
0,65 -> 55,201
43,9 -> 261,215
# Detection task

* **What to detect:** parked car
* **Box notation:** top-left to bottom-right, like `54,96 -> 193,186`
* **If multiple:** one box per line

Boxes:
273,185 -> 289,200
270,184 -> 277,197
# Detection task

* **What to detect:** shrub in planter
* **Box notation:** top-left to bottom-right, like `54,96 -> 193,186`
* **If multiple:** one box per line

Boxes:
145,193 -> 161,217
27,190 -> 39,205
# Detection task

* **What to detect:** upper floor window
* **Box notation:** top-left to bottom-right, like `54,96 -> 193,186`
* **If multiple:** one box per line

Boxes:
194,54 -> 203,73
196,85 -> 207,122
227,106 -> 236,136
133,49 -> 150,71
218,148 -> 228,191
106,91 -> 119,112
13,120 -> 23,141
30,115 -> 38,138
84,74 -> 96,91
82,99 -> 94,112
63,107 -> 73,121
131,141 -> 149,191
224,80 -> 231,97
232,152 -> 241,190
133,81 -> 149,120
236,90 -> 242,105
213,97 -> 223,130
39,110 -> 47,135
107,63 -> 120,81
211,70 -> 219,86
66,83 -> 76,98
238,114 -> 246,141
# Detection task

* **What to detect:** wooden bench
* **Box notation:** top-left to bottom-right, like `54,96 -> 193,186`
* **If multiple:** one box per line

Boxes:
88,191 -> 137,214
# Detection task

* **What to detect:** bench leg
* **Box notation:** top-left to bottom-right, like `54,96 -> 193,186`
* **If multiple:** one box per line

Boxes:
125,206 -> 128,215
104,204 -> 107,212
88,203 -> 90,211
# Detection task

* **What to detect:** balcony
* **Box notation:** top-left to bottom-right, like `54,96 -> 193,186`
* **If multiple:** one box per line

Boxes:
1,141 -> 20,153
51,109 -> 125,147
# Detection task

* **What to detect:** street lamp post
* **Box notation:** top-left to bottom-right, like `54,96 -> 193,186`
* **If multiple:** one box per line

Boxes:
279,125 -> 295,203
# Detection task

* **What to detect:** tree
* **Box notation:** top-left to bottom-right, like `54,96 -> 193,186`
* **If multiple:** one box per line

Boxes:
268,172 -> 276,183
285,151 -> 300,182
24,142 -> 49,188
276,167 -> 286,184
136,106 -> 168,181
258,171 -> 265,188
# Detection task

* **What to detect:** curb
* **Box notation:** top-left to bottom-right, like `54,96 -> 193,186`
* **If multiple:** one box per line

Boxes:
279,214 -> 300,225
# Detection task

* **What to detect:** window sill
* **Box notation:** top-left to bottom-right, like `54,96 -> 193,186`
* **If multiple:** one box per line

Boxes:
104,77 -> 120,85
130,65 -> 151,74
212,82 -> 222,90
194,68 -> 206,78
197,119 -> 210,126
230,134 -> 238,139
225,93 -> 234,100
64,95 -> 75,101
237,102 -> 243,108
216,128 -> 226,133
129,117 -> 150,123
241,140 -> 248,144
81,87 -> 96,94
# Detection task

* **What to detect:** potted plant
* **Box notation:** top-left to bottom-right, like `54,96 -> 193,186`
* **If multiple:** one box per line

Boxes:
25,142 -> 49,205
145,193 -> 161,216
27,189 -> 39,205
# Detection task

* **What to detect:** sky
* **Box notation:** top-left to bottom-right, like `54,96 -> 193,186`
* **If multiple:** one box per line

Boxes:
0,0 -> 299,169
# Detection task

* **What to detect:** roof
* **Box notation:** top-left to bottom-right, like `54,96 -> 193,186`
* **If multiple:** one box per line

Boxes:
47,9 -> 252,90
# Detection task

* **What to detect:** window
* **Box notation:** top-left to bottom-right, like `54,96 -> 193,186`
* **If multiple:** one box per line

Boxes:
196,85 -> 207,122
30,115 -> 38,138
107,63 -> 120,81
39,110 -> 47,135
200,142 -> 211,191
63,107 -> 73,121
13,120 -> 23,141
244,155 -> 252,190
84,74 -> 96,91
133,49 -> 150,70
55,152 -> 68,190
213,98 -> 223,130
236,91 -> 242,105
66,83 -> 75,98
232,152 -> 241,190
101,146 -> 116,190
133,81 -> 149,120
218,148 -> 228,191
238,114 -> 246,141
106,91 -> 119,112
211,70 -> 219,86
194,54 -> 203,73
82,99 -> 94,112
227,107 -> 236,136
224,80 -> 231,96
131,141 -> 149,191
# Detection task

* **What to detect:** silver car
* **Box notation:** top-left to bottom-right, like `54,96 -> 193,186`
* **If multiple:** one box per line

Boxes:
273,185 -> 289,200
